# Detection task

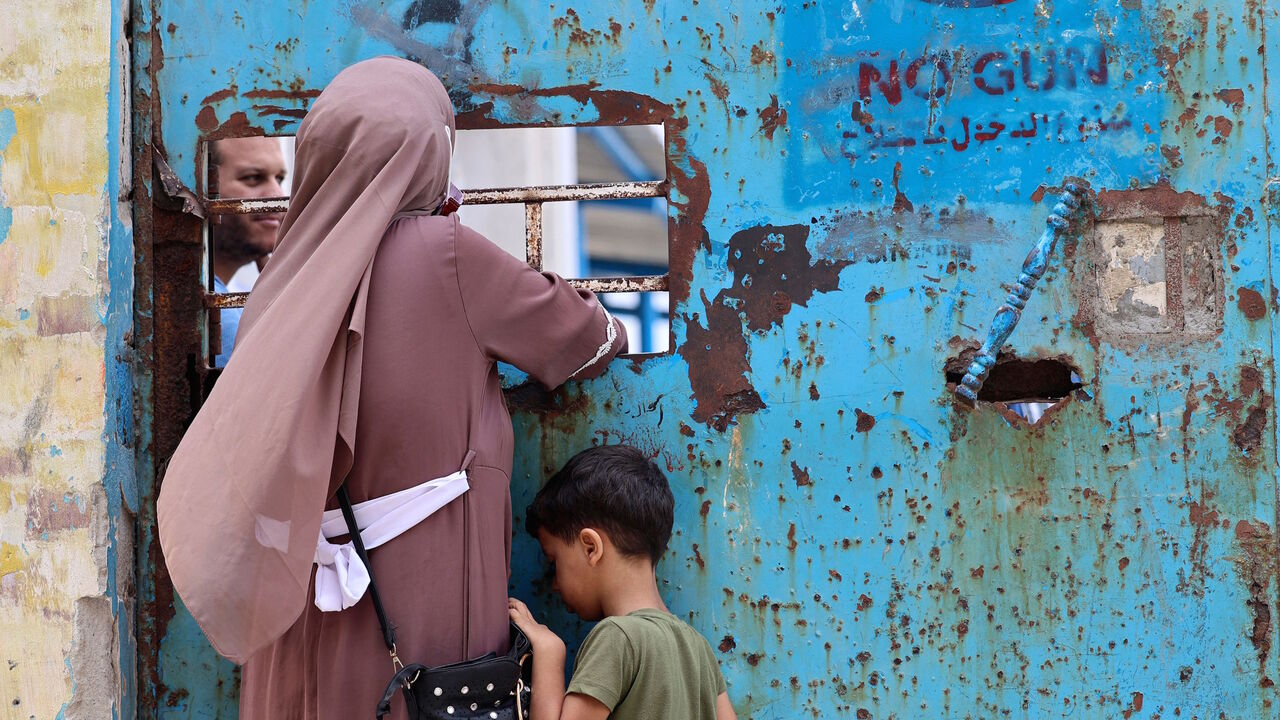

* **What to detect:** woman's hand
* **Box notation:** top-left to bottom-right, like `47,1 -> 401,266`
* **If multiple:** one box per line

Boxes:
508,597 -> 567,655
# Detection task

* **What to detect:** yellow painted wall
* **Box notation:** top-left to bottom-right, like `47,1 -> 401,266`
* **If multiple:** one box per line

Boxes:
0,0 -> 127,717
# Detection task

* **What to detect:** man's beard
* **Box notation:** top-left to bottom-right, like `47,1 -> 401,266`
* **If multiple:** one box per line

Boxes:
212,216 -> 269,266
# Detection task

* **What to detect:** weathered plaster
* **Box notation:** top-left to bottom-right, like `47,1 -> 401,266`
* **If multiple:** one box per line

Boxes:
0,0 -> 132,717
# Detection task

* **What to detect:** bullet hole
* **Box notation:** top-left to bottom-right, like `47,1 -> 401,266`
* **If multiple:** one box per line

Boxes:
945,352 -> 1087,424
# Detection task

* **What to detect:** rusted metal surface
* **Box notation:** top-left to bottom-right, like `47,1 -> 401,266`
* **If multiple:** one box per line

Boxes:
524,201 -> 544,270
204,277 -> 664,311
204,292 -> 250,310
203,180 -> 667,215
134,1 -> 1279,718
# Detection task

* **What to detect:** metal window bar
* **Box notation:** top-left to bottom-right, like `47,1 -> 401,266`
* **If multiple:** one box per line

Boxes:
203,179 -> 669,310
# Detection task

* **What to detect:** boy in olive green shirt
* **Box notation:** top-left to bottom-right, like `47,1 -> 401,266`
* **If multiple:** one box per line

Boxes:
509,445 -> 737,720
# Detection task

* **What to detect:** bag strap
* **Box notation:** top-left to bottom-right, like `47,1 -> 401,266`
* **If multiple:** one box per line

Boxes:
336,485 -> 401,667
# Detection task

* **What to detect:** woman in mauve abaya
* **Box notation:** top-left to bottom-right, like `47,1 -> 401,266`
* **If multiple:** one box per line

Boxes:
157,57 -> 627,719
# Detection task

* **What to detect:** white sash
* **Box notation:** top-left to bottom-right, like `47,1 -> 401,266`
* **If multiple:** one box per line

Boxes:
312,470 -> 470,612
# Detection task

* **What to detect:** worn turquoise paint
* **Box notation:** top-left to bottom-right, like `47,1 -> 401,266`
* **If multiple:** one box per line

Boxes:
138,1 -> 1278,718
107,0 -> 138,716
0,107 -> 15,245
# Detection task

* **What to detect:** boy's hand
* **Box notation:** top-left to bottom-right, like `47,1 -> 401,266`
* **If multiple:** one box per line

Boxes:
508,598 -> 567,655
509,598 -> 568,720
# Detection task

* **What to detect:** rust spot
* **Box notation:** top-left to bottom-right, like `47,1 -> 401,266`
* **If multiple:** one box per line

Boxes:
864,287 -> 883,303
828,569 -> 842,582
718,635 -> 736,653
1233,520 -> 1276,687
1121,692 -> 1144,719
682,224 -> 846,429
750,42 -> 776,70
250,105 -> 307,121
854,409 -> 875,433
1216,88 -> 1245,110
955,620 -> 968,638
791,461 -> 811,487
746,652 -> 764,666
870,466 -> 882,479
1232,403 -> 1268,456
1212,115 -> 1234,140
1240,365 -> 1263,396
1180,382 -> 1201,433
808,382 -> 820,401
705,73 -> 729,102
857,594 -> 873,611
1237,287 -> 1267,320
1160,144 -> 1184,169
692,543 -> 705,570
242,88 -> 321,100
550,9 -> 602,49
699,499 -> 711,518
202,111 -> 258,141
1118,556 -> 1130,571
681,306 -> 764,431
786,523 -> 798,552
1095,180 -> 1213,220
1185,499 -> 1220,593
891,161 -> 913,213
678,422 -> 695,437
199,88 -> 237,105
757,94 -> 787,140
194,105 -> 219,133
970,565 -> 984,579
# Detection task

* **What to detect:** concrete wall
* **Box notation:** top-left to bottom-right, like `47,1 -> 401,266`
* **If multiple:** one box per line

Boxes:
0,0 -> 134,718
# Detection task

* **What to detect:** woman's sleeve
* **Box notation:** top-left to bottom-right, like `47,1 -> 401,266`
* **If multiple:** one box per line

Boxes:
454,221 -> 628,387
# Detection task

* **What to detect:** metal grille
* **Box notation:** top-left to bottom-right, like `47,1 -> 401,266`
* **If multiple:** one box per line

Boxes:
203,179 -> 670,311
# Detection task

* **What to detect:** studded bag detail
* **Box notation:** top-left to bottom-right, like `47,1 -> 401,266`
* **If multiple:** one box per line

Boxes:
336,486 -> 533,719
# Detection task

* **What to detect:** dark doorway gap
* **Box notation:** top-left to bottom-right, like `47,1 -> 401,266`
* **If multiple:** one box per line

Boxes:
944,356 -> 1084,404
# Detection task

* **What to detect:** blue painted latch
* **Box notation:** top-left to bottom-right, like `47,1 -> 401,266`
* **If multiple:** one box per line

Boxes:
954,183 -> 1090,406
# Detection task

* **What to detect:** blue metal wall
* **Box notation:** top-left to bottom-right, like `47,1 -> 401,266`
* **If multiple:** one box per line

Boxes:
134,1 -> 1278,717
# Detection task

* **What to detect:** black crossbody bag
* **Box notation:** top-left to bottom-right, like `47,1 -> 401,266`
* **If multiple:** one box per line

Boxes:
336,486 -> 533,720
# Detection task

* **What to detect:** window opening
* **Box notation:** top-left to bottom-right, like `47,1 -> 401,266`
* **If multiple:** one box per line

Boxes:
451,124 -> 670,355
199,125 -> 671,367
202,136 -> 295,368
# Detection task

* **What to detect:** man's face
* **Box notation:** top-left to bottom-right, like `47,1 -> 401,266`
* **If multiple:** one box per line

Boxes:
211,137 -> 287,265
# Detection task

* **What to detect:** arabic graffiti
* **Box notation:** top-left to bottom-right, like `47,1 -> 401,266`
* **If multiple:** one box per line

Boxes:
839,105 -> 1133,159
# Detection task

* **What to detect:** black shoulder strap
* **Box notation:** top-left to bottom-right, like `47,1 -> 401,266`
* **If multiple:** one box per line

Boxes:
336,485 -> 398,653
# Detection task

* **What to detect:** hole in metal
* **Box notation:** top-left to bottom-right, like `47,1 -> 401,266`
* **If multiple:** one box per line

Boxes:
945,354 -> 1086,423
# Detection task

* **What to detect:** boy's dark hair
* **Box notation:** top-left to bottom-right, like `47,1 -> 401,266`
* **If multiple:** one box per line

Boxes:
526,444 -> 674,564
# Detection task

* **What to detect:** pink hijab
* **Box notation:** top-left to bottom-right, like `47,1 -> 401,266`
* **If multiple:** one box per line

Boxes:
158,57 -> 456,663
